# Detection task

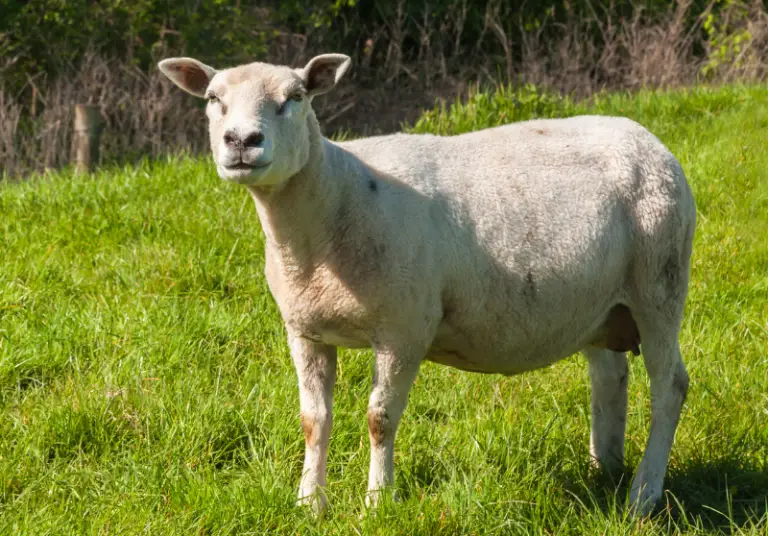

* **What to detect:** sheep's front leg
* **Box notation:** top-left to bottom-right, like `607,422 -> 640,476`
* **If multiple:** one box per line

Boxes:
288,333 -> 337,514
585,347 -> 629,476
366,345 -> 422,507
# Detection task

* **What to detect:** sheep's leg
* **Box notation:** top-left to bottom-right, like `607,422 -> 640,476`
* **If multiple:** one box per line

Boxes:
289,333 -> 337,514
366,346 -> 422,507
629,325 -> 688,516
585,347 -> 629,476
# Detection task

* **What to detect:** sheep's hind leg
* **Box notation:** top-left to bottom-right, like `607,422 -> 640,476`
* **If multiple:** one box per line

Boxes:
365,343 -> 423,508
288,333 -> 337,514
585,346 -> 629,477
629,318 -> 688,516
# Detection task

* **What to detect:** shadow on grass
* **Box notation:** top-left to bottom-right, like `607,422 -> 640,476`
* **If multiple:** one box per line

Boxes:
566,457 -> 768,532
665,457 -> 768,532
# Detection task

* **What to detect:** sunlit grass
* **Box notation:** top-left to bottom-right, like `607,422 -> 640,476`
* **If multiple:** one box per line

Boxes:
1,84 -> 767,534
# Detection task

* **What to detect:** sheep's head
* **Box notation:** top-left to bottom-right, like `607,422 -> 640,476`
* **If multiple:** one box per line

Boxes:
158,54 -> 351,186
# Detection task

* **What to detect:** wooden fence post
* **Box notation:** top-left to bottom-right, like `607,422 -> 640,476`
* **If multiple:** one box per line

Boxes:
73,104 -> 101,173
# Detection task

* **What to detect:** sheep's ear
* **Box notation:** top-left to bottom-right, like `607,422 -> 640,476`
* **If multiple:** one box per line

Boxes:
158,57 -> 217,98
299,54 -> 351,98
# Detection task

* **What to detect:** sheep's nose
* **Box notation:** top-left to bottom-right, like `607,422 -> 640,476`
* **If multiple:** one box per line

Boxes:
243,131 -> 265,148
223,130 -> 264,150
223,130 -> 239,148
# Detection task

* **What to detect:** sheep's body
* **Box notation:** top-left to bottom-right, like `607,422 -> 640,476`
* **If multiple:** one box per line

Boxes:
159,54 -> 695,518
292,115 -> 694,374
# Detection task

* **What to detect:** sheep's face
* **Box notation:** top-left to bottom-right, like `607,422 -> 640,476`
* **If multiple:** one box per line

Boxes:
159,54 -> 351,187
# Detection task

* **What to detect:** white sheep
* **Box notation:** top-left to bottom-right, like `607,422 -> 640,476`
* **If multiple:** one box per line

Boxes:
158,53 -> 696,517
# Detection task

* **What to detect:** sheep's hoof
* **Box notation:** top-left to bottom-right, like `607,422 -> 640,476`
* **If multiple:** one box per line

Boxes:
364,490 -> 381,510
359,489 -> 399,521
628,479 -> 662,518
297,489 -> 327,517
363,488 -> 399,510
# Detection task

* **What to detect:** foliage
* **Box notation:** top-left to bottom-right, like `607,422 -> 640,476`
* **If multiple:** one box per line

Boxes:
1,84 -> 767,533
701,0 -> 758,77
0,0 -> 348,93
2,0 -> 765,97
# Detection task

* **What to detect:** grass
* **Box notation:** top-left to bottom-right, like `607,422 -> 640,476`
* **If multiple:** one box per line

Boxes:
1,84 -> 767,535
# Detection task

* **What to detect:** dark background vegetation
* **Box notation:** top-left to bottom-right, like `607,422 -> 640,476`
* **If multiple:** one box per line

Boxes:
1,0 -> 767,177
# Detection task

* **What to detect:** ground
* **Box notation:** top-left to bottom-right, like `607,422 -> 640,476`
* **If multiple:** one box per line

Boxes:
1,85 -> 767,535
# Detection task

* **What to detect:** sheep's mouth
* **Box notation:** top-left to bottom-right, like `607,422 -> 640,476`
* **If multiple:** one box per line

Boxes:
225,162 -> 271,171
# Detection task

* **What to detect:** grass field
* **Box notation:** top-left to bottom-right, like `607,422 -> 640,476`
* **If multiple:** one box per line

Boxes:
1,84 -> 767,535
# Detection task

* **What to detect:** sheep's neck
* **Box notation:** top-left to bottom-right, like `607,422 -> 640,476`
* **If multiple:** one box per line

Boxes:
247,116 -> 360,274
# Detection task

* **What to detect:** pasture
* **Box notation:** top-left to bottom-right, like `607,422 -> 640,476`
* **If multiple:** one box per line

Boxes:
1,85 -> 767,535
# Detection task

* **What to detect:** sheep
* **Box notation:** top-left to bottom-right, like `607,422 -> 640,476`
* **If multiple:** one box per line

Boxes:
158,53 -> 696,517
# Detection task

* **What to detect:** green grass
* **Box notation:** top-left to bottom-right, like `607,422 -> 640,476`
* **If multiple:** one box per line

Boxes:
1,84 -> 767,535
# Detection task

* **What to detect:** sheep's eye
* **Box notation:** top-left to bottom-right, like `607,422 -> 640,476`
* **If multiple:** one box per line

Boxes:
206,94 -> 227,115
276,93 -> 304,116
